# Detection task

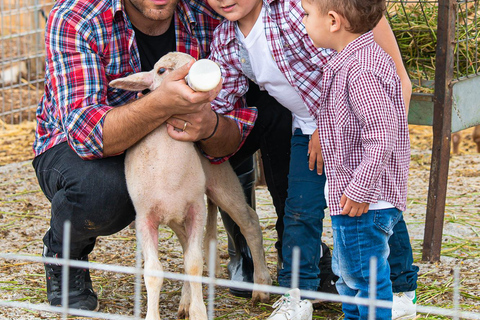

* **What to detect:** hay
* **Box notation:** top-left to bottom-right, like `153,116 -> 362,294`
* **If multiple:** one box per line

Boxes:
0,119 -> 35,166
387,0 -> 480,92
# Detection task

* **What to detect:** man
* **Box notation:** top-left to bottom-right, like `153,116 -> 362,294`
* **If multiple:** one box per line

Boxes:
34,0 -> 292,310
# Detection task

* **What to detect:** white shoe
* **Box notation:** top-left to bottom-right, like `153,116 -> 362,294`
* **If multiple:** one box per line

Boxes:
267,288 -> 313,320
392,291 -> 417,319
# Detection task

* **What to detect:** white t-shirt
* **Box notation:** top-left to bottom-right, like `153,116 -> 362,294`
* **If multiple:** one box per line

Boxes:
235,7 -> 316,134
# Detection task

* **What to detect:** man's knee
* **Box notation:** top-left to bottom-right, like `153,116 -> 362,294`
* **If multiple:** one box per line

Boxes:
43,150 -> 135,237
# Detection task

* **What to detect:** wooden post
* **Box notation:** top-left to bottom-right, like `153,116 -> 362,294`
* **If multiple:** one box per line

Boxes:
422,0 -> 456,261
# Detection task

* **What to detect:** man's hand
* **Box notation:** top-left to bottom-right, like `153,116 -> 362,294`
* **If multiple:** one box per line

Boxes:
166,104 -> 218,141
308,129 -> 323,175
340,195 -> 370,217
165,77 -> 222,142
149,61 -> 222,118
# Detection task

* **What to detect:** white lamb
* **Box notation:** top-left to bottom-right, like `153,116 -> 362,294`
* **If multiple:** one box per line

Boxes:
109,52 -> 271,320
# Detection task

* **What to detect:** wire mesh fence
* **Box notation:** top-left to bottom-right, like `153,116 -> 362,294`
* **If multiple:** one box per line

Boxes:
0,0 -> 53,124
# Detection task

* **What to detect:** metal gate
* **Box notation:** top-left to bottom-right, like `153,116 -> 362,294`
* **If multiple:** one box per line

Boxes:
386,0 -> 480,261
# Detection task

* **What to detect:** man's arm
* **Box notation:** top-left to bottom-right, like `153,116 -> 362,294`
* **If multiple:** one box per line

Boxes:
45,8 -> 222,159
373,16 -> 412,112
103,62 -> 220,156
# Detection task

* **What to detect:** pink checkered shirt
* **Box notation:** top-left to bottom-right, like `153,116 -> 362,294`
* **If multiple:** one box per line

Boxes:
208,0 -> 331,119
316,31 -> 410,216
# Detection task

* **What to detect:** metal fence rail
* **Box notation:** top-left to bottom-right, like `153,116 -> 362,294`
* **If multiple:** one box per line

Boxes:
386,0 -> 480,262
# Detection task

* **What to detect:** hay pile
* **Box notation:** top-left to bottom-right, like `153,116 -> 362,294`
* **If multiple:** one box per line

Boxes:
0,120 -> 35,166
387,1 -> 480,92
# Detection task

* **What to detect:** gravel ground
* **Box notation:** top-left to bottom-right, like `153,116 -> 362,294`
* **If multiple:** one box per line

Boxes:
1,125 -> 480,319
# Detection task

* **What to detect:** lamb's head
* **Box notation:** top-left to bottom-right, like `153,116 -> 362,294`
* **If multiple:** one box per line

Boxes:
109,52 -> 194,91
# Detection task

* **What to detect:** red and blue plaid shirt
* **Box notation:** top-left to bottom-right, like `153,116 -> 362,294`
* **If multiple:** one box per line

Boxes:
316,31 -> 410,215
208,0 -> 331,120
34,0 -> 252,162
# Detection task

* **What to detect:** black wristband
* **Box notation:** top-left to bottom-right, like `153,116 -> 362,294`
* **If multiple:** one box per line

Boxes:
202,111 -> 219,141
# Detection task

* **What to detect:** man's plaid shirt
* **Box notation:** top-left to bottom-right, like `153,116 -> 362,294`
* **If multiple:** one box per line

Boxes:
34,0 -> 254,163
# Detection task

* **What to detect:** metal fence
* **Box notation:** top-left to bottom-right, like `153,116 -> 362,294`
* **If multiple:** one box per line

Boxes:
385,0 -> 480,262
386,0 -> 480,131
1,221 -> 480,320
0,0 -> 53,124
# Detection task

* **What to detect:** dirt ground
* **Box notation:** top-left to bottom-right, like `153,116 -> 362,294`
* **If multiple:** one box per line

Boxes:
1,125 -> 480,319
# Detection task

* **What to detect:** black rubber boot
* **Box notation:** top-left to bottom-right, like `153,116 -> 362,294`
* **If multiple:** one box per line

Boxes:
220,157 -> 256,298
318,242 -> 339,294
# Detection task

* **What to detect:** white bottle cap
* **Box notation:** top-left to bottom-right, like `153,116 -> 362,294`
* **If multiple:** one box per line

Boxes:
186,59 -> 221,92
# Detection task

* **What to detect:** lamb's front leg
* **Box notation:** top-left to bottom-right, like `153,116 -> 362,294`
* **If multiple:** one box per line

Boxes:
183,202 -> 208,320
137,217 -> 163,320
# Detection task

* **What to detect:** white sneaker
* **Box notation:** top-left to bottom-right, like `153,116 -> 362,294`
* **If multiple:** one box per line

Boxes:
392,291 -> 417,319
267,288 -> 313,320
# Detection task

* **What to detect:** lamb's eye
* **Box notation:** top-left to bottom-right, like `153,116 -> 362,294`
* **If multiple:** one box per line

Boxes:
158,68 -> 166,75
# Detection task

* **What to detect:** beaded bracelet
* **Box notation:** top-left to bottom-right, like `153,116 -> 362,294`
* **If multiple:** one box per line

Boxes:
202,111 -> 219,141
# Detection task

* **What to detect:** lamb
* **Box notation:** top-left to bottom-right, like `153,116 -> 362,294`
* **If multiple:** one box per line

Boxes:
0,61 -> 27,86
452,125 -> 480,154
109,52 -> 271,320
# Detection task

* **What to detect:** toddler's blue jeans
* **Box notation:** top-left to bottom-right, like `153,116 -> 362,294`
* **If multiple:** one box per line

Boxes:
332,208 -> 401,319
278,129 -> 418,295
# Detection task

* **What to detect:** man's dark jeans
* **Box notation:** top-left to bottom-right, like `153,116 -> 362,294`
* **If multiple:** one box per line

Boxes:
33,143 -> 135,258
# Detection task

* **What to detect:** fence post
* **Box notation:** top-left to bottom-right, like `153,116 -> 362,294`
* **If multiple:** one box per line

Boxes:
422,0 -> 456,261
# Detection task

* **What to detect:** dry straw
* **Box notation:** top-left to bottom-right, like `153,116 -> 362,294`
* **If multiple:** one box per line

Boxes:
386,0 -> 480,92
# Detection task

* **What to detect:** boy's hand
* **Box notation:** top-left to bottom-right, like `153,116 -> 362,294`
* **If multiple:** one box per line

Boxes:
340,195 -> 369,217
308,129 -> 323,175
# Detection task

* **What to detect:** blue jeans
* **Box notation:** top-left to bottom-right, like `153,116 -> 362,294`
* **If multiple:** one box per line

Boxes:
388,215 -> 419,293
278,129 -> 418,293
332,208 -> 401,320
278,129 -> 327,291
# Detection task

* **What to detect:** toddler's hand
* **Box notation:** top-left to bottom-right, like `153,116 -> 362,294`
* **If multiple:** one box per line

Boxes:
340,195 -> 369,217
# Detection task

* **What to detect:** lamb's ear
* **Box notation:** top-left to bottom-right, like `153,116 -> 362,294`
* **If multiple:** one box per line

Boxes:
109,71 -> 154,91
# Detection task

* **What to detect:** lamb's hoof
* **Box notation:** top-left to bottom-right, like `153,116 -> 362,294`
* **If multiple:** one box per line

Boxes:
177,306 -> 188,319
251,291 -> 270,304
185,307 -> 208,320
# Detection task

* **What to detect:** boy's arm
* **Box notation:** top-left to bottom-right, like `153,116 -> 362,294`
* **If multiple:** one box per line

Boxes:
373,16 -> 412,112
308,129 -> 323,175
340,195 -> 370,217
197,27 -> 255,162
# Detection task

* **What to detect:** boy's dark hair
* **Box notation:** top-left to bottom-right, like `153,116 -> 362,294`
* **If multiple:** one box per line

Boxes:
312,0 -> 386,34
